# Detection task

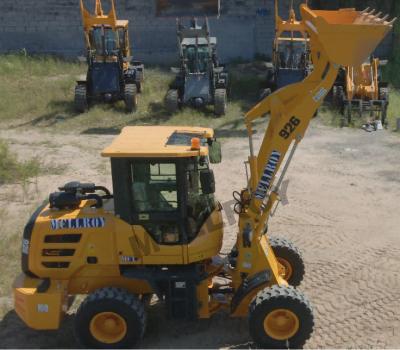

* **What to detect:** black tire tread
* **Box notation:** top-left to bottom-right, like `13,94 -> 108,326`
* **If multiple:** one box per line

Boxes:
165,89 -> 179,113
124,84 -> 138,112
249,285 -> 314,349
269,236 -> 305,287
214,88 -> 227,116
74,287 -> 145,349
74,85 -> 88,113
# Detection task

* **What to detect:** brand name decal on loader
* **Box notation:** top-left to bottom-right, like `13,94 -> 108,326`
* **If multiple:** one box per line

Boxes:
255,150 -> 281,200
313,88 -> 328,102
51,217 -> 106,230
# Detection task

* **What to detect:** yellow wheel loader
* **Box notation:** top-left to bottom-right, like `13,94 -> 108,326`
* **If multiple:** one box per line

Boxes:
333,54 -> 389,126
13,6 -> 394,349
75,0 -> 144,113
261,0 -> 311,99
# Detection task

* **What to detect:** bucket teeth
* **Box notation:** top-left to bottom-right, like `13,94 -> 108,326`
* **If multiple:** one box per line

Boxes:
356,9 -> 397,26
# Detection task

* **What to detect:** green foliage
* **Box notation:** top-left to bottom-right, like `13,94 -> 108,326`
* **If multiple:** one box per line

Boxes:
0,54 -> 262,133
0,140 -> 41,185
387,88 -> 400,129
0,54 -> 83,124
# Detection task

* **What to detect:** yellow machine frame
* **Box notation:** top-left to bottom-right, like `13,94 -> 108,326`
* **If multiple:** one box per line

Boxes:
13,5 -> 394,349
345,57 -> 381,101
80,0 -> 131,67
272,0 -> 309,66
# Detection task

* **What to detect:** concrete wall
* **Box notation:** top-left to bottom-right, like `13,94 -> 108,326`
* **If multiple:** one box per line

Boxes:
0,0 -> 393,64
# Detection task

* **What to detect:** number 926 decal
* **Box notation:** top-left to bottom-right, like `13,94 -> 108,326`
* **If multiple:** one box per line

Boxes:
279,116 -> 301,139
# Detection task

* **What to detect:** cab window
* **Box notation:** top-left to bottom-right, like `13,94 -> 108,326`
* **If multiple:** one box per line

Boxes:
117,28 -> 126,50
131,162 -> 178,213
89,26 -> 117,55
130,161 -> 180,244
184,45 -> 209,73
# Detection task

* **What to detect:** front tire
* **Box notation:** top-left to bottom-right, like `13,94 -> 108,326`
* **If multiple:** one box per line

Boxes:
74,287 -> 146,349
269,236 -> 305,287
214,88 -> 227,116
74,84 -> 88,113
124,84 -> 138,112
249,285 -> 314,349
165,89 -> 179,113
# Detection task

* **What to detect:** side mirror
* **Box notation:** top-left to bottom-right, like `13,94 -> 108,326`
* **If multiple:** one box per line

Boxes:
200,169 -> 216,195
209,140 -> 222,164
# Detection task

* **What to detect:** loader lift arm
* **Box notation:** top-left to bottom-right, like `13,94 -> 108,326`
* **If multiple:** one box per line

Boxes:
230,5 -> 395,291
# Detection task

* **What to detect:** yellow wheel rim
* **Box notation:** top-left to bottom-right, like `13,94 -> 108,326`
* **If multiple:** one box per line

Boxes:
263,309 -> 300,340
90,312 -> 127,344
277,257 -> 293,281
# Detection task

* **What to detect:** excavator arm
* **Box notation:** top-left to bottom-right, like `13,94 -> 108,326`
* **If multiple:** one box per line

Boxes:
230,5 -> 395,297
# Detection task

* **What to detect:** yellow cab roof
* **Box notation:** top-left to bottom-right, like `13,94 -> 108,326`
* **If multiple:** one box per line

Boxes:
116,20 -> 129,28
101,126 -> 214,158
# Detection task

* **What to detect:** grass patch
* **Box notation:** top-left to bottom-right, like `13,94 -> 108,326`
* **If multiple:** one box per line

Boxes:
318,105 -> 344,128
387,88 -> 400,130
0,54 -> 264,134
0,140 -> 42,185
0,54 -> 83,125
1,53 -> 399,134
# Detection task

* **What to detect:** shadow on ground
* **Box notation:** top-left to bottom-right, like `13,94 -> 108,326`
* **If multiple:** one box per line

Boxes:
11,100 -> 80,129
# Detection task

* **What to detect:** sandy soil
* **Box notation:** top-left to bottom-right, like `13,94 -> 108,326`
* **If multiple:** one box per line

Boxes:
0,121 -> 399,348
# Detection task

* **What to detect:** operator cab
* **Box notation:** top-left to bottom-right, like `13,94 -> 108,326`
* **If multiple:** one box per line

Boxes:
182,37 -> 217,74
102,126 -> 221,245
87,21 -> 129,58
276,38 -> 308,70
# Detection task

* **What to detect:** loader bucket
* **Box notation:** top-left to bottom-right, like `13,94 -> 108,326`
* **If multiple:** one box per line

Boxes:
301,6 -> 395,67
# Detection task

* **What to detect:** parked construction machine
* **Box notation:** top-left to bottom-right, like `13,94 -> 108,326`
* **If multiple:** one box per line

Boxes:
333,55 -> 389,126
165,18 -> 229,116
13,6 -> 393,349
75,0 -> 144,113
262,0 -> 311,98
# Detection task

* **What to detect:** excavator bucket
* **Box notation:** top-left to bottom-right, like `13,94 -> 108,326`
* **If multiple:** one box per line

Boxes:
301,6 -> 396,67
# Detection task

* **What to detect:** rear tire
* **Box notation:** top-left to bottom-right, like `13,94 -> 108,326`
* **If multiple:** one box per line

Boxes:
249,285 -> 314,349
74,287 -> 145,349
214,88 -> 227,116
269,236 -> 305,287
165,89 -> 179,113
135,70 -> 144,93
74,84 -> 88,113
124,84 -> 138,112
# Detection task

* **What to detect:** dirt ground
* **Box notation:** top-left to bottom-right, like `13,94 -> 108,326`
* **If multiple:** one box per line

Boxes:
0,120 -> 399,348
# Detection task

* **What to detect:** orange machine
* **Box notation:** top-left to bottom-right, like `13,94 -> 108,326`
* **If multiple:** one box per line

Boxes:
333,54 -> 389,126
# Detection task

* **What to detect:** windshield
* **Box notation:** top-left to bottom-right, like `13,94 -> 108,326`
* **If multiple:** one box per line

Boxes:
89,27 -> 118,56
277,40 -> 307,69
183,45 -> 210,73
